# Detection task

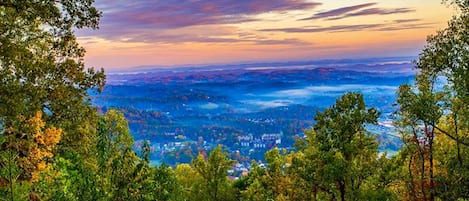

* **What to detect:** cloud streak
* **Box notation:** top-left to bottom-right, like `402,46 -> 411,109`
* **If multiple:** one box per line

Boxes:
393,19 -> 422,23
260,20 -> 433,33
343,8 -> 415,18
261,24 -> 383,33
301,2 -> 415,21
301,3 -> 376,20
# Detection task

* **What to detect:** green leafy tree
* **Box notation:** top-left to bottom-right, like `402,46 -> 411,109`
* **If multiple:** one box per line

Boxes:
296,92 -> 383,201
0,0 -> 105,152
96,109 -> 140,200
175,163 -> 200,200
192,145 -> 235,201
395,0 -> 469,200
0,146 -> 30,201
131,140 -> 183,201
396,74 -> 442,201
357,154 -> 399,201
32,110 -> 144,201
34,155 -> 103,201
235,161 -> 271,201
152,164 -> 183,201
263,148 -> 299,201
0,0 -> 104,199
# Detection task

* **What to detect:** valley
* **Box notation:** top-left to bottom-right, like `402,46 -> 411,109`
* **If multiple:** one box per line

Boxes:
91,58 -> 414,165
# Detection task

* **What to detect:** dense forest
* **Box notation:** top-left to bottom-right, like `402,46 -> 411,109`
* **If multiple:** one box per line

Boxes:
0,0 -> 468,200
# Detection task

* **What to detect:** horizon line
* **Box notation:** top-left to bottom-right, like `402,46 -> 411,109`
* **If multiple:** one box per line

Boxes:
103,55 -> 417,73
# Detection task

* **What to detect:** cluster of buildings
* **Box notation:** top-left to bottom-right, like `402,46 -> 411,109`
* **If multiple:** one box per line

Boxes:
237,132 -> 283,149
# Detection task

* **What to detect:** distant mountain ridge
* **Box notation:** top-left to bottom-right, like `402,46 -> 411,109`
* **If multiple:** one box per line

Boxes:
105,56 -> 417,75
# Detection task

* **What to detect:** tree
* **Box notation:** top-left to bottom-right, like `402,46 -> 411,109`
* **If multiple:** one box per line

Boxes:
395,0 -> 469,200
238,148 -> 291,201
235,161 -> 271,201
296,92 -> 382,201
0,1 -> 104,199
192,145 -> 235,201
263,148 -> 300,201
0,0 -> 105,168
0,143 -> 29,201
151,164 -> 183,201
0,112 -> 61,182
433,118 -> 469,200
175,163 -> 200,200
0,111 -> 62,200
396,74 -> 442,201
96,109 -> 144,200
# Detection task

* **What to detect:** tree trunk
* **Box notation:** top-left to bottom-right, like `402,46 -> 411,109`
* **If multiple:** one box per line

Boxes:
312,185 -> 318,201
8,151 -> 15,201
455,113 -> 462,165
420,146 -> 426,201
409,154 -> 417,201
413,127 -> 426,201
338,181 -> 346,201
429,127 -> 435,201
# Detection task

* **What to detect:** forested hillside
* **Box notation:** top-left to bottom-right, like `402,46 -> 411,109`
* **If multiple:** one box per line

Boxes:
0,0 -> 468,201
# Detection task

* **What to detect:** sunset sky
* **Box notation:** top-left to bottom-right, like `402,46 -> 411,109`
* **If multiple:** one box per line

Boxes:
78,0 -> 454,69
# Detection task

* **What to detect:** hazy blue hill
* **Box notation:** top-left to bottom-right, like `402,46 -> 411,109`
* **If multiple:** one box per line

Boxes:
91,58 -> 412,164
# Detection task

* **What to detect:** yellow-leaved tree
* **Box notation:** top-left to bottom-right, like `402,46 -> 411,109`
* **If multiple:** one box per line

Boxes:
0,111 -> 62,200
23,111 -> 62,182
2,111 -> 62,183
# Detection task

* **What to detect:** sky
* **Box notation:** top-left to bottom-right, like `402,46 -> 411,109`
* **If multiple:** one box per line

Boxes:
78,0 -> 454,69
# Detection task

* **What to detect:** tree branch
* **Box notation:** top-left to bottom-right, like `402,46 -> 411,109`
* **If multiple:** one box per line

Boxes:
431,123 -> 469,147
